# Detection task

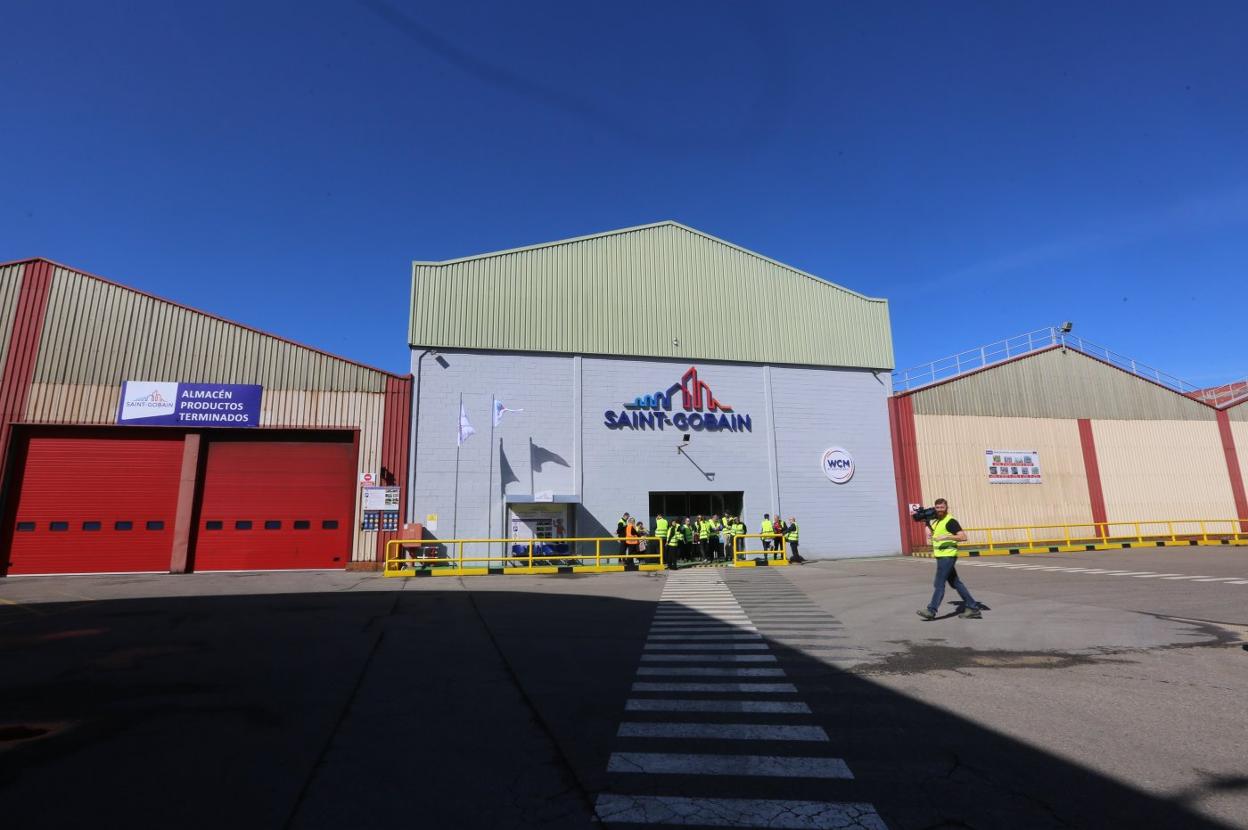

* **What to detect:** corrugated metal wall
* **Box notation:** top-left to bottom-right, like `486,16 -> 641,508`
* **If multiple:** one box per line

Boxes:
1228,403 -> 1248,423
1230,421 -> 1248,511
410,222 -> 894,371
1092,419 -> 1236,522
35,268 -> 387,392
913,414 -> 1092,532
0,264 -> 23,372
5,263 -> 410,564
911,347 -> 1216,421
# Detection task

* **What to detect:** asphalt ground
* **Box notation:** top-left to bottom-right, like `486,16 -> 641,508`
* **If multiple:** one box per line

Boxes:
0,546 -> 1245,829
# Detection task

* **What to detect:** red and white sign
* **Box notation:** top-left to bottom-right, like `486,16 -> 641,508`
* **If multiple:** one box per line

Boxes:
359,472 -> 377,486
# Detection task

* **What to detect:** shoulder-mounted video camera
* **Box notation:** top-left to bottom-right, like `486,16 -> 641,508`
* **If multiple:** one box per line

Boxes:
911,506 -> 939,523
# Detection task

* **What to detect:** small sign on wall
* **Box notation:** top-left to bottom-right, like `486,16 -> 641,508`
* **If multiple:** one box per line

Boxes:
426,514 -> 438,532
986,450 -> 1042,484
363,486 -> 400,511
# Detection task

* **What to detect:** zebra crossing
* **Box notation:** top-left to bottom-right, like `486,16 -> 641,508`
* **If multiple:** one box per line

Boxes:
593,569 -> 887,829
959,560 -> 1248,585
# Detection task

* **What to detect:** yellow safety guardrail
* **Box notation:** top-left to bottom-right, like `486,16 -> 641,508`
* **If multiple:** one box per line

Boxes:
911,518 -> 1248,558
384,536 -> 665,577
730,533 -> 789,568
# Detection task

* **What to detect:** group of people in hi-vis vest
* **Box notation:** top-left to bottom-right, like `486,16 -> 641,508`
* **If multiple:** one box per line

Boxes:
619,511 -> 806,569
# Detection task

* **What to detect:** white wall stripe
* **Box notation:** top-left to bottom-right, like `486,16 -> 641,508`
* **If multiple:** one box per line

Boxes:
618,722 -> 829,742
593,794 -> 886,829
608,752 -> 852,779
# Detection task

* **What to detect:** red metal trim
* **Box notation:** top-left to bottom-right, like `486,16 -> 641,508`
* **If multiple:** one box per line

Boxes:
0,258 -> 405,380
887,395 -> 923,554
375,374 -> 413,563
1077,419 -> 1108,527
0,261 -> 55,497
1216,410 -> 1248,530
169,434 -> 202,573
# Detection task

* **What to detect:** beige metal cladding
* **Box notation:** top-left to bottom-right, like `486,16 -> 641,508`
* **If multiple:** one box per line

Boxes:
32,267 -> 388,394
1093,419 -> 1235,522
0,264 -> 24,373
910,347 -> 1216,421
409,222 -> 894,370
914,414 -> 1092,531
1234,422 -> 1248,500
1228,401 -> 1248,422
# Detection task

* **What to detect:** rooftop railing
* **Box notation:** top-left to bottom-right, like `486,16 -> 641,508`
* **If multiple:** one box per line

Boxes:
892,327 -> 1240,408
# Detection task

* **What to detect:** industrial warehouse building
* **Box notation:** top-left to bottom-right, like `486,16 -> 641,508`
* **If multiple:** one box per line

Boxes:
888,331 -> 1248,552
0,258 -> 411,576
406,222 -> 903,558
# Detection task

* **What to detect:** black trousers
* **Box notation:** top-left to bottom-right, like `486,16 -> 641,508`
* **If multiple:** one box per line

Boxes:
789,540 -> 804,562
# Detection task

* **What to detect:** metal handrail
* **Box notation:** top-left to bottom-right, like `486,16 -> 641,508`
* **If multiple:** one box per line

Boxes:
730,533 -> 789,567
383,535 -> 665,575
892,327 -> 1242,406
942,518 -> 1248,554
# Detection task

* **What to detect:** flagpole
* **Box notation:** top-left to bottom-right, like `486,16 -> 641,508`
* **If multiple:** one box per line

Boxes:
488,393 -> 497,553
452,392 -> 462,539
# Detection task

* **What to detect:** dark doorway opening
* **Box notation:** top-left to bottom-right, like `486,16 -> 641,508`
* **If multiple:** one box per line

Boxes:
648,491 -> 743,524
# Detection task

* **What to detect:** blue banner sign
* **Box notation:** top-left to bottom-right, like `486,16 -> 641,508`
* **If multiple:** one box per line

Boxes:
117,380 -> 263,428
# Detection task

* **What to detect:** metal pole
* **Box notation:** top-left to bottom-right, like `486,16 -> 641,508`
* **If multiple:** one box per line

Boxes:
452,392 -> 462,539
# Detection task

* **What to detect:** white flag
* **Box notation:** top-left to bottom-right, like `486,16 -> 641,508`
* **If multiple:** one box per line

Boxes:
458,402 -> 476,446
493,397 -> 523,427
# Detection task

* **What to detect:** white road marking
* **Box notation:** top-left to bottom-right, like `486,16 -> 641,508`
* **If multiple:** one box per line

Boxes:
644,643 -> 771,651
636,667 -> 788,677
624,699 -> 811,714
1161,575 -> 1211,580
641,654 -> 777,663
632,682 -> 798,693
608,752 -> 852,778
618,722 -> 829,741
647,634 -> 763,640
1191,577 -> 1239,582
593,794 -> 887,829
1128,573 -> 1183,578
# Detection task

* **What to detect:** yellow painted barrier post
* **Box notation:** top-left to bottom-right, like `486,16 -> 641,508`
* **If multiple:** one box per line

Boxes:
1064,524 -> 1071,548
986,527 -> 994,553
1134,522 -> 1143,543
1025,526 -> 1034,550
1200,521 -> 1208,543
1099,522 -> 1108,545
1167,521 -> 1176,543
595,539 -> 601,569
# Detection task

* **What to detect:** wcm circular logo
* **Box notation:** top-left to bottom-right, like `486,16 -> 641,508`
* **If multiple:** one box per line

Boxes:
821,447 -> 855,483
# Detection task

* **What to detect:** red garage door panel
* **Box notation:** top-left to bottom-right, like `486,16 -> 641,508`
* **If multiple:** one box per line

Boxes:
7,434 -> 184,575
193,441 -> 354,571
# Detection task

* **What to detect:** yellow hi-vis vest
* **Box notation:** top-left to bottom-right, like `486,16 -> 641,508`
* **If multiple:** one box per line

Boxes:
931,515 -> 959,557
761,519 -> 773,535
786,523 -> 798,542
654,517 -> 669,538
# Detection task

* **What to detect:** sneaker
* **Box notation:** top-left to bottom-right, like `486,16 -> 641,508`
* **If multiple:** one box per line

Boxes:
959,607 -> 982,619
916,608 -> 936,621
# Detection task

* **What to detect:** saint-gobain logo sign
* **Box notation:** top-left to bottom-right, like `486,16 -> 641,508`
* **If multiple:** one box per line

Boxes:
604,366 -> 752,432
821,447 -> 855,483
119,382 -> 178,421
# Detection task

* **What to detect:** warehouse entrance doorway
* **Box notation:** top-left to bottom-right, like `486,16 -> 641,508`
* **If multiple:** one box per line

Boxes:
648,491 -> 744,524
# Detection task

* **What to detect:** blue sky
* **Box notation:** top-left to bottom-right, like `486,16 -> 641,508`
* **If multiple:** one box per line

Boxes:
4,1 -> 1247,384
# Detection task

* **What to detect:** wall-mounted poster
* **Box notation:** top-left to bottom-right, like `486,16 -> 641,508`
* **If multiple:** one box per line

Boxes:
986,450 -> 1041,484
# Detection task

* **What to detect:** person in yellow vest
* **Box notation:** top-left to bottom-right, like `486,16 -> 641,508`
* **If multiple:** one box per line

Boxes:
760,515 -> 774,554
664,517 -> 681,569
917,498 -> 982,620
693,515 -> 705,560
784,516 -> 806,564
681,518 -> 694,562
731,516 -> 746,560
699,516 -> 715,560
653,514 -> 669,568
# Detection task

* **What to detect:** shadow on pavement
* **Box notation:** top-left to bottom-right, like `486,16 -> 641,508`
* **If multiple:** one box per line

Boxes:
0,585 -> 1236,829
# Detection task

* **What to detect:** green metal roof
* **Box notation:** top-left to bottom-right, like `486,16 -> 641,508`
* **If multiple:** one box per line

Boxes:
409,222 -> 894,370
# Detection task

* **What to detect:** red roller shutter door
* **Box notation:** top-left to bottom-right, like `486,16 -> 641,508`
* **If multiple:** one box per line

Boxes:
5,433 -> 184,575
193,440 -> 354,571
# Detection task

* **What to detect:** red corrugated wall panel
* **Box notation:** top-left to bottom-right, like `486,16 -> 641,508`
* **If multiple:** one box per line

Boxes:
192,439 -> 354,571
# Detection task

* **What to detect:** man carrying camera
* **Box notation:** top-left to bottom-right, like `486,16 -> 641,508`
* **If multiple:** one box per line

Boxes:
917,498 -> 983,620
